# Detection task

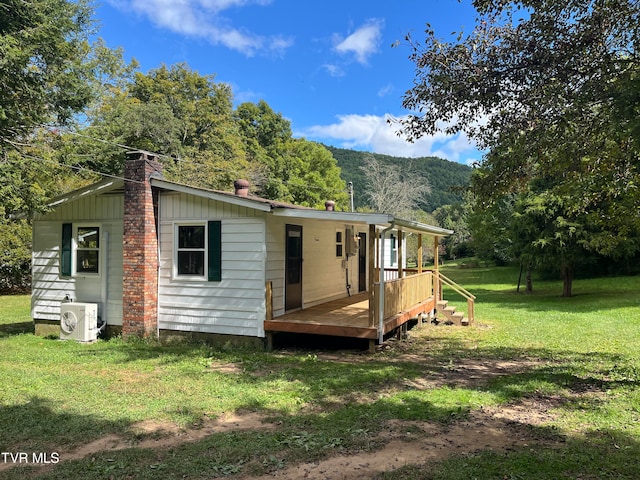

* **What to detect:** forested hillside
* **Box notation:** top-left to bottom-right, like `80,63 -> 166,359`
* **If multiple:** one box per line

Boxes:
326,146 -> 472,213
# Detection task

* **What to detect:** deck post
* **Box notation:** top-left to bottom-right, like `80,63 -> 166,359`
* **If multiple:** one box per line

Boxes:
266,281 -> 273,320
417,234 -> 423,274
368,224 -> 376,327
379,223 -> 395,344
398,228 -> 404,279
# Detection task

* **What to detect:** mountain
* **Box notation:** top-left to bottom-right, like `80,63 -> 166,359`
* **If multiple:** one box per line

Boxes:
325,146 -> 473,213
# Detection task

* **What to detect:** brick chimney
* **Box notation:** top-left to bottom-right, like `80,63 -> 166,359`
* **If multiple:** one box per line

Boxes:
122,151 -> 162,339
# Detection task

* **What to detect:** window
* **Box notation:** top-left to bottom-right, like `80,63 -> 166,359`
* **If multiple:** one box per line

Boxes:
390,234 -> 397,266
177,225 -> 206,276
336,230 -> 343,257
76,227 -> 100,274
174,221 -> 221,281
61,224 -> 101,276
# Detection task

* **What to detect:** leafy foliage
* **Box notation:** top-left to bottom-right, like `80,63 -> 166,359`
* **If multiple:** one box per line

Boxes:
399,0 -> 640,294
0,0 -> 95,145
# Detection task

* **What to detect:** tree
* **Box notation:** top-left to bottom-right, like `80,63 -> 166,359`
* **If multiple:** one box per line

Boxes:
235,101 -> 347,207
360,155 -> 429,218
398,0 -> 640,294
433,201 -> 472,259
0,0 -> 96,147
75,63 -> 251,190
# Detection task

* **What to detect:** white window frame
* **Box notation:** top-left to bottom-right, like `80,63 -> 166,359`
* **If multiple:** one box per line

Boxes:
73,224 -> 102,277
335,229 -> 344,258
173,222 -> 208,280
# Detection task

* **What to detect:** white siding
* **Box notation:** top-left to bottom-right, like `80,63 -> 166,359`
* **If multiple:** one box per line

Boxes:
265,217 -> 286,317
158,193 -> 267,337
266,217 -> 369,315
31,193 -> 124,324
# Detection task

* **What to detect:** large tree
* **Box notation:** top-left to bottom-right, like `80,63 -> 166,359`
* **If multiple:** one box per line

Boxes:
399,0 -> 640,294
0,0 -> 96,147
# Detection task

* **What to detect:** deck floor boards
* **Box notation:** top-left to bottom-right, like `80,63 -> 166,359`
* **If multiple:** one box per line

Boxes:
264,292 -> 436,341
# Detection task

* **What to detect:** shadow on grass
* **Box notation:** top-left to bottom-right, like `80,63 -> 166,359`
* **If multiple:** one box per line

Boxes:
0,397 -> 132,452
0,321 -> 33,338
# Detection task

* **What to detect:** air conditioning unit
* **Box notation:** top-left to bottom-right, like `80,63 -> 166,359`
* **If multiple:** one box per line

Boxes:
60,303 -> 98,342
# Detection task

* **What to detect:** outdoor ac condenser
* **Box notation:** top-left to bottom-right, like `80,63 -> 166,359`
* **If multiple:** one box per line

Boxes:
60,303 -> 98,342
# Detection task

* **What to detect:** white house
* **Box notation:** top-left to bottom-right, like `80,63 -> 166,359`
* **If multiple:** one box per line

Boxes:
32,151 -> 455,348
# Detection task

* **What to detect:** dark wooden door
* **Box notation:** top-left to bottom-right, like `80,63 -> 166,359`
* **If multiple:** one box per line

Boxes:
285,224 -> 303,310
358,232 -> 367,292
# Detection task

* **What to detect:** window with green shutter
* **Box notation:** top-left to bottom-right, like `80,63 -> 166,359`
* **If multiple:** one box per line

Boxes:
174,221 -> 221,281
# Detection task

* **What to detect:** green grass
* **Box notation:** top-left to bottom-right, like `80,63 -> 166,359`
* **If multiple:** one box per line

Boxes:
1,265 -> 640,479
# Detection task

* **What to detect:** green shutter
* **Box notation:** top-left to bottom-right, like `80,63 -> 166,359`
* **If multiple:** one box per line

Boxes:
208,221 -> 222,281
61,223 -> 72,277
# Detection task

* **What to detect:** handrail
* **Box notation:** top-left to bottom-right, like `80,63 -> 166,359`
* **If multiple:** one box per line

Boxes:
433,270 -> 476,325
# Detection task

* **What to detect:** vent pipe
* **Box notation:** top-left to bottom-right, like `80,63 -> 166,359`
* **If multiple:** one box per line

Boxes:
234,179 -> 250,197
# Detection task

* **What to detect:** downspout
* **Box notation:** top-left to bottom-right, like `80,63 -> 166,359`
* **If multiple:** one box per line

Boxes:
378,221 -> 395,344
99,231 -> 109,333
156,188 -> 161,340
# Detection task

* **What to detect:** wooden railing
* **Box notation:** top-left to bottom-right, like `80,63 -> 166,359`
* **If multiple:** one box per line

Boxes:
433,270 -> 476,324
373,271 -> 433,323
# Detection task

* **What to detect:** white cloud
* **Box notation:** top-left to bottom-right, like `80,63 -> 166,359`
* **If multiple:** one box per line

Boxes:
322,64 -> 345,78
107,0 -> 293,56
333,19 -> 384,65
299,114 -> 479,164
377,83 -> 393,97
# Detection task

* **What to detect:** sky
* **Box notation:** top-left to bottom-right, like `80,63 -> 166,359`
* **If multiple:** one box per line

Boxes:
94,0 -> 482,165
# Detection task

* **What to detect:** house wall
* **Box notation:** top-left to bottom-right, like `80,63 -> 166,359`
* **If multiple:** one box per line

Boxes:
266,216 -> 369,317
31,193 -> 124,325
157,192 -> 267,337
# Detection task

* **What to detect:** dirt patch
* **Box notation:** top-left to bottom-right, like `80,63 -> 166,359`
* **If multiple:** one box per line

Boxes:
247,412 -> 546,480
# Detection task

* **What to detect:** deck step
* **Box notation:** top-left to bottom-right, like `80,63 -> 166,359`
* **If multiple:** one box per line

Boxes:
436,300 -> 469,327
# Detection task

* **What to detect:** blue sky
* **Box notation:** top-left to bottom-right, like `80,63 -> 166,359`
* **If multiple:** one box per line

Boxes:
95,0 -> 482,164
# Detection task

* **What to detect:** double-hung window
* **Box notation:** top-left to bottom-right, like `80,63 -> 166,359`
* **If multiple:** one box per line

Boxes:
174,221 -> 222,281
76,226 -> 100,274
176,225 -> 206,276
61,224 -> 101,276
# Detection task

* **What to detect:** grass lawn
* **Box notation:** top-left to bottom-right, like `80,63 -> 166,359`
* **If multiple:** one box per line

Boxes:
1,265 -> 639,479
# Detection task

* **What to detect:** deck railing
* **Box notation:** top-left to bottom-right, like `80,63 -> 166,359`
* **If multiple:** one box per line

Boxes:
372,271 -> 433,322
433,270 -> 476,324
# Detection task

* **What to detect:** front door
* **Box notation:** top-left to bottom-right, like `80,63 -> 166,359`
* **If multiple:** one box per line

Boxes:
285,224 -> 303,311
358,232 -> 367,292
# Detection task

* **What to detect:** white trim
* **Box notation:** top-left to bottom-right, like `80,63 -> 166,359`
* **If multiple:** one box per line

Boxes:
271,208 -> 453,237
47,180 -> 124,208
173,222 -> 208,281
73,223 -> 102,278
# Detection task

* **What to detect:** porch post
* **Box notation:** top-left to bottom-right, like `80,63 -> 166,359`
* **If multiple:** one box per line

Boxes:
417,234 -> 423,274
368,224 -> 375,327
398,228 -> 404,278
434,236 -> 439,272
434,236 -> 440,302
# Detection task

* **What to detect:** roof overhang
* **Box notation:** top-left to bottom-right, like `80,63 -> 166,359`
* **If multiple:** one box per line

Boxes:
271,207 -> 453,237
47,179 -> 125,208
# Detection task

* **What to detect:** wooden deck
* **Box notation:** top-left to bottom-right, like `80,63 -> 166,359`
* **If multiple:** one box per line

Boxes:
264,292 -> 436,341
